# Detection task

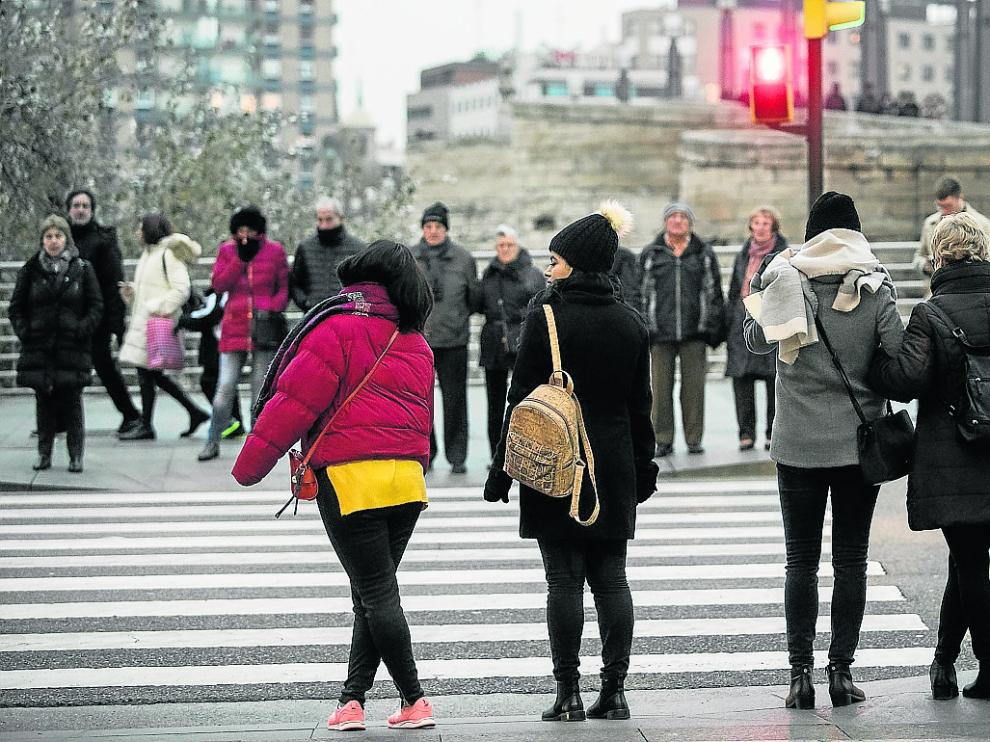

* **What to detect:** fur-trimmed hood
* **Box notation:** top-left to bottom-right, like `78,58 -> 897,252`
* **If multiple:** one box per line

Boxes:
159,233 -> 202,264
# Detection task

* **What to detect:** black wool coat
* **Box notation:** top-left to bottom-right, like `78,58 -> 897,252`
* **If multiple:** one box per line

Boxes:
70,221 -> 126,339
486,272 -> 659,540
289,229 -> 366,311
724,234 -> 788,379
609,246 -> 641,307
9,254 -> 103,391
868,260 -> 990,530
478,249 -> 545,369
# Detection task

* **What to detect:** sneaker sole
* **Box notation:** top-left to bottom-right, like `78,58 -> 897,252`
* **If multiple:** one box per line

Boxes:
387,717 -> 435,729
328,721 -> 365,731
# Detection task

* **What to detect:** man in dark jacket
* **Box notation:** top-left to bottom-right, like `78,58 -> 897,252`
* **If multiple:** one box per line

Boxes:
638,202 -> 725,457
412,202 -> 481,473
610,246 -> 640,307
289,196 -> 366,311
66,188 -> 141,435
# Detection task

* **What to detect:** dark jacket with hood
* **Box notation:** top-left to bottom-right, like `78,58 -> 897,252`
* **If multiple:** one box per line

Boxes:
412,237 -> 481,348
868,260 -> 990,531
638,232 -> 725,347
289,227 -> 366,311
10,251 -> 103,390
70,220 -> 126,339
485,272 -> 659,540
478,248 -> 545,369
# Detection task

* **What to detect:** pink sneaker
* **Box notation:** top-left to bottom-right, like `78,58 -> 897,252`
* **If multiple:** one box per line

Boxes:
327,700 -> 365,731
387,697 -> 435,729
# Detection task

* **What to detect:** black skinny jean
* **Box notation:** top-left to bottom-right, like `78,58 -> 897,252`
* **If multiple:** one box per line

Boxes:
732,374 -> 775,441
315,472 -> 424,706
484,366 -> 510,458
91,329 -> 140,421
429,346 -> 468,467
776,464 -> 879,668
537,539 -> 634,685
935,525 -> 990,664
136,368 -> 204,426
35,386 -> 84,458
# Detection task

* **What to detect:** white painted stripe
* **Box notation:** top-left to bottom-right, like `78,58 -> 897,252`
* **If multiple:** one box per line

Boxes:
0,562 -> 884,593
0,586 -> 906,619
0,614 -> 926,652
0,496 -> 782,519
0,526 -> 793,551
0,541 -> 830,569
0,647 -> 933,690
0,512 -> 790,535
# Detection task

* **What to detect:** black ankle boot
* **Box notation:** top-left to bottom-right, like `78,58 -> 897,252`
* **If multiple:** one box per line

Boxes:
962,662 -> 990,699
785,665 -> 815,709
587,677 -> 630,720
33,452 -> 52,471
930,660 -> 958,700
542,681 -> 585,721
826,663 -> 866,706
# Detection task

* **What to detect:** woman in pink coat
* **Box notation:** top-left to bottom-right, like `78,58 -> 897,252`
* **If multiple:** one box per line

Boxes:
232,240 -> 437,732
199,206 -> 289,461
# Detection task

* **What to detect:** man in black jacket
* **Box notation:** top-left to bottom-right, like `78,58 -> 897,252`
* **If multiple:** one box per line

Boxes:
289,196 -> 366,311
66,188 -> 142,435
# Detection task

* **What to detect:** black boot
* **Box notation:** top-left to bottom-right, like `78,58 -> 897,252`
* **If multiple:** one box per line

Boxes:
68,456 -> 83,473
542,681 -> 585,722
930,659 -> 959,700
587,677 -> 630,720
962,662 -> 990,699
784,665 -> 815,709
826,663 -> 866,706
33,452 -> 52,471
181,408 -> 210,438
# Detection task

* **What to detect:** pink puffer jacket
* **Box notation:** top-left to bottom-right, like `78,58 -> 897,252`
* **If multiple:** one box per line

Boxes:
212,236 -> 290,353
231,283 -> 434,485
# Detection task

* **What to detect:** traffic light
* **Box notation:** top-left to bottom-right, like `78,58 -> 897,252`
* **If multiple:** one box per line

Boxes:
804,0 -> 866,39
749,44 -> 793,124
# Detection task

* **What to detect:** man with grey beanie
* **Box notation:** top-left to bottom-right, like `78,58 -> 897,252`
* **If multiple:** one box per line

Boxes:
637,202 -> 725,457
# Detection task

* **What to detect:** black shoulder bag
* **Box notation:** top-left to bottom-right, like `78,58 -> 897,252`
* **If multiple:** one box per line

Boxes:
813,312 -> 915,485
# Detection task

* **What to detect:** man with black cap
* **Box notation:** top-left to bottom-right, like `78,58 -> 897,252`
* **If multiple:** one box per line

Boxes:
65,188 -> 142,435
637,202 -> 724,458
412,202 -> 480,474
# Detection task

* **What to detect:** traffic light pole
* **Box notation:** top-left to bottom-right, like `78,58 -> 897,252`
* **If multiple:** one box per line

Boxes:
807,35 -> 824,208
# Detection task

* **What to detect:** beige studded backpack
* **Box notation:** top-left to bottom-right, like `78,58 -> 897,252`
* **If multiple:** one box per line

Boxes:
503,305 -> 600,526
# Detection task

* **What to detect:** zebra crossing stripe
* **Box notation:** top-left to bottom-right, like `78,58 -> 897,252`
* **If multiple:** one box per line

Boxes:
0,647 -> 935,690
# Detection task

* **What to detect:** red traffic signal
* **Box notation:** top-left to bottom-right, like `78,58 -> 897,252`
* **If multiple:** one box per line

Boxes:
749,44 -> 793,124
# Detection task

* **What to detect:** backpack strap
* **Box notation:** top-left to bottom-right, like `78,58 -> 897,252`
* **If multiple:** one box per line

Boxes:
543,305 -> 574,393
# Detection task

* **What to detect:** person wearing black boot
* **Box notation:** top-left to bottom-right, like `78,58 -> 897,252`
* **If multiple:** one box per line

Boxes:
484,202 -> 658,722
868,211 -> 990,702
10,216 -> 103,473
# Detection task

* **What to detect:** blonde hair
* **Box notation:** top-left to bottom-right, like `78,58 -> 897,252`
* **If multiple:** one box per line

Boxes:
932,211 -> 990,265
748,206 -> 781,235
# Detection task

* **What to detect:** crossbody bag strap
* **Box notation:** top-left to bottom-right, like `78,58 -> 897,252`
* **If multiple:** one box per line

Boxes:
300,328 -> 400,470
811,310 -> 879,424
568,400 -> 600,526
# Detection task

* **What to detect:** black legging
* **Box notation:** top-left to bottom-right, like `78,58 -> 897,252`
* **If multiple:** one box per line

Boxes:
137,368 -> 203,426
937,525 -> 990,664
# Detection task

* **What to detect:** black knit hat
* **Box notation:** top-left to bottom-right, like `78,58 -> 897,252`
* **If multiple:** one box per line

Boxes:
421,201 -> 449,229
804,191 -> 861,241
549,201 -> 633,273
229,205 -> 267,235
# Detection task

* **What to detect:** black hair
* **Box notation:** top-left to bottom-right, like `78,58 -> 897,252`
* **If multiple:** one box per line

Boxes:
141,212 -> 173,245
337,240 -> 434,333
65,188 -> 96,212
935,176 -> 962,201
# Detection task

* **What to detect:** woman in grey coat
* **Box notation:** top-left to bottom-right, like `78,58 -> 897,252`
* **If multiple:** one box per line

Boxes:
743,193 -> 904,709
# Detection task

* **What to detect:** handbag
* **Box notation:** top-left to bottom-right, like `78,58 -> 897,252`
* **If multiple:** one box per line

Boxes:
276,328 -> 400,518
248,264 -> 288,351
145,316 -> 184,371
813,312 -> 914,485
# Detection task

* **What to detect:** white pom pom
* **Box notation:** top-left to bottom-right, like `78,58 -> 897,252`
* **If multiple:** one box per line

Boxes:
598,199 -> 633,238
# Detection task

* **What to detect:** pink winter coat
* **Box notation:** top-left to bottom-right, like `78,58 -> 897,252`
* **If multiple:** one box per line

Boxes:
212,236 -> 290,353
231,282 -> 434,486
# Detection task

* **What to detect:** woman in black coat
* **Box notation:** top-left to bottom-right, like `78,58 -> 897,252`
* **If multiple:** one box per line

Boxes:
484,202 -> 658,722
9,215 -> 103,473
725,207 -> 787,450
478,225 -> 545,457
868,212 -> 990,701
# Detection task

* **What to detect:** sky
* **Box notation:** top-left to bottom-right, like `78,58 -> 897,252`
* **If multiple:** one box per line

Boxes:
333,0 -> 672,150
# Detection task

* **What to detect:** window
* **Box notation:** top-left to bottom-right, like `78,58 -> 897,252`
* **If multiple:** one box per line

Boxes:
300,94 -> 315,113
300,23 -> 313,40
923,34 -> 934,50
299,60 -> 314,81
827,61 -> 839,76
261,92 -> 281,110
922,65 -> 934,82
541,80 -> 569,97
408,105 -> 432,119
300,43 -> 315,59
897,63 -> 911,82
583,82 -> 614,97
261,59 -> 281,80
898,32 -> 911,49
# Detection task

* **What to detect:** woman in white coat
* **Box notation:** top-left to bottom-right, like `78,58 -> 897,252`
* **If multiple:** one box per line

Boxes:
119,213 -> 210,440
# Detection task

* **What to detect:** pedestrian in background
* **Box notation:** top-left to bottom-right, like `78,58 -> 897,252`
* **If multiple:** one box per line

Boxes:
412,201 -> 480,474
9,215 -> 102,473
485,202 -> 658,723
744,192 -> 904,709
118,213 -> 210,441
65,188 -> 142,435
725,206 -> 788,451
824,82 -> 847,111
289,196 -> 366,312
199,205 -> 289,462
477,224 -> 544,459
233,240 -> 436,731
868,212 -> 990,701
638,202 -> 725,457
916,177 -> 990,287
609,244 -> 640,306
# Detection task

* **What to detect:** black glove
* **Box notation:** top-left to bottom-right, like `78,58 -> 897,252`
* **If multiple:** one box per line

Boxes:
484,468 -> 511,503
636,461 -> 660,504
237,237 -> 262,262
